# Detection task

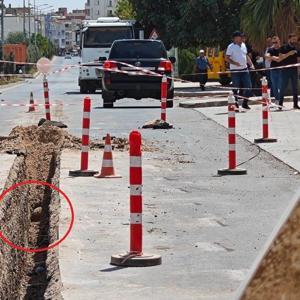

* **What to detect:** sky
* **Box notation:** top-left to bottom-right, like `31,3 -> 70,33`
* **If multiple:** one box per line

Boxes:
5,0 -> 86,11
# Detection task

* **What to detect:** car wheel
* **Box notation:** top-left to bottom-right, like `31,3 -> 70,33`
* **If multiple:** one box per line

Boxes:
167,100 -> 174,108
80,84 -> 88,94
219,74 -> 231,86
102,90 -> 115,108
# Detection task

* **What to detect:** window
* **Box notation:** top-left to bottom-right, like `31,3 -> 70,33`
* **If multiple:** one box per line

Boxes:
107,10 -> 112,16
83,26 -> 134,48
110,41 -> 168,59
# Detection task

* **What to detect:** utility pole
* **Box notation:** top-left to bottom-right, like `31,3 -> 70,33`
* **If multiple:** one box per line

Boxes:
23,0 -> 26,37
28,0 -> 31,38
0,0 -> 4,61
1,0 -> 4,43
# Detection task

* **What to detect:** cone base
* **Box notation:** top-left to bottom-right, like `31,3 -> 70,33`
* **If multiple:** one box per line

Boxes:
69,170 -> 98,177
218,168 -> 247,176
111,253 -> 161,267
254,138 -> 277,144
94,173 -> 122,179
153,122 -> 173,130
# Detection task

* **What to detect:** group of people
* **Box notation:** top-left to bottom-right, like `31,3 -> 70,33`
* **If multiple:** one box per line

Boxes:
195,31 -> 300,110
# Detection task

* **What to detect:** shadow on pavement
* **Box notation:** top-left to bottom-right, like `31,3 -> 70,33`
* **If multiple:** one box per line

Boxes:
100,266 -> 128,272
65,91 -> 102,95
94,106 -> 161,109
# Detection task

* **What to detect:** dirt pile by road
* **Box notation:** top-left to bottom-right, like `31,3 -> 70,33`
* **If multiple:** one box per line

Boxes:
0,129 -> 156,153
0,125 -> 64,300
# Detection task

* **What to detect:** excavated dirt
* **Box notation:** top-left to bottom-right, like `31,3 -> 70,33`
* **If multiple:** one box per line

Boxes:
240,200 -> 300,300
0,125 -> 157,299
0,125 -> 64,300
0,129 -> 157,153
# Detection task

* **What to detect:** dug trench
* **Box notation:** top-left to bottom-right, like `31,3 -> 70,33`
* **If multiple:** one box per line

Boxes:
0,125 -> 131,299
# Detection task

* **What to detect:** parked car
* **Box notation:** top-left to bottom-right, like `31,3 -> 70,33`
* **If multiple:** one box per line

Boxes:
102,39 -> 175,108
71,50 -> 79,57
65,53 -> 72,59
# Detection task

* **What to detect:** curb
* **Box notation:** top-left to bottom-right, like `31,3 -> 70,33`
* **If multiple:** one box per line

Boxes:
179,97 -> 294,109
174,91 -> 229,98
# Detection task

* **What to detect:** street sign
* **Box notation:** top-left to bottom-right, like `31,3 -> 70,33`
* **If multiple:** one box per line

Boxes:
37,57 -> 51,74
149,29 -> 159,40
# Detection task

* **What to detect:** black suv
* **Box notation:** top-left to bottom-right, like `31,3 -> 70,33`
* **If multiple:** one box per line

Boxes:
101,39 -> 175,108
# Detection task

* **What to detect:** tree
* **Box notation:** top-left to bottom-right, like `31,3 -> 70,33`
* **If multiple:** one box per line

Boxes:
130,0 -> 245,49
5,32 -> 28,45
241,0 -> 300,50
115,0 -> 136,19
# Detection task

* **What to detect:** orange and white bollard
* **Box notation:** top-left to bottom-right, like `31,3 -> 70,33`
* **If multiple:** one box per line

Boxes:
28,92 -> 35,112
218,93 -> 247,176
110,131 -> 161,267
43,75 -> 51,120
254,77 -> 277,144
94,133 -> 121,178
69,97 -> 97,177
161,75 -> 167,122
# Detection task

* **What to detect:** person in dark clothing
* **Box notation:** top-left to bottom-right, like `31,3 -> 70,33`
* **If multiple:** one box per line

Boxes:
279,33 -> 300,109
265,36 -> 296,105
195,49 -> 212,91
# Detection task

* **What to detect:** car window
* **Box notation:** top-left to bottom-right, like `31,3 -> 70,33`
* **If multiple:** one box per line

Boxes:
110,42 -> 167,59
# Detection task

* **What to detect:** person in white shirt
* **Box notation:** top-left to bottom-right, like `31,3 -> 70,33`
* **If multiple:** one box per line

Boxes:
226,31 -> 255,110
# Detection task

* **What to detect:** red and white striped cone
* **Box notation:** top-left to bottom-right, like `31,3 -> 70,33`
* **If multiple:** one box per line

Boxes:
254,77 -> 277,144
94,133 -> 121,178
27,92 -> 35,112
43,75 -> 51,121
111,131 -> 161,267
218,93 -> 247,176
161,75 -> 167,122
69,97 -> 97,177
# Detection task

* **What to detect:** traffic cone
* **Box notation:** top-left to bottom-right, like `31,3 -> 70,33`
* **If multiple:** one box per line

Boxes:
28,92 -> 35,112
94,134 -> 121,179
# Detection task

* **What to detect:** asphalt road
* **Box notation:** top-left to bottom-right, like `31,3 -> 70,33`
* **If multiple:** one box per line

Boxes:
1,56 -> 300,299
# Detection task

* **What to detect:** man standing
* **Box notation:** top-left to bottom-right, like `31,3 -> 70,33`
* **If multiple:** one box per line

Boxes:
279,33 -> 300,109
264,37 -> 273,91
265,36 -> 297,106
195,49 -> 212,91
226,31 -> 255,110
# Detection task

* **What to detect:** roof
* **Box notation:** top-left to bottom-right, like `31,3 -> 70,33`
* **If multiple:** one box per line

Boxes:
113,39 -> 162,43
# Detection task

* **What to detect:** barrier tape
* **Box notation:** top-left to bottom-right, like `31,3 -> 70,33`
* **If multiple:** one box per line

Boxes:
1,58 -> 299,83
0,102 -> 65,107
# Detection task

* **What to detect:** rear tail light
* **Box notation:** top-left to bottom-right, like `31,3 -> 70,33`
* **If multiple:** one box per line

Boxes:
158,60 -> 173,73
103,60 -> 117,70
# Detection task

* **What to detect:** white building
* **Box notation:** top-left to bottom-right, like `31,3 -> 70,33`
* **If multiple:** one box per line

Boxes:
85,0 -> 118,20
3,15 -> 35,40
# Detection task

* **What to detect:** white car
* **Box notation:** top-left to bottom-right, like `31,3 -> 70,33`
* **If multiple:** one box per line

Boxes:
65,53 -> 72,59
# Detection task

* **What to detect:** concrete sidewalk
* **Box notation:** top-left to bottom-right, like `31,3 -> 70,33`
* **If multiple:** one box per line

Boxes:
0,153 -> 16,191
193,102 -> 300,172
174,81 -> 228,98
58,106 -> 300,300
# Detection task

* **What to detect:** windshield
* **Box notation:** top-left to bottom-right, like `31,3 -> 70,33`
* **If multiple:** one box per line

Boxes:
83,27 -> 133,48
110,41 -> 167,59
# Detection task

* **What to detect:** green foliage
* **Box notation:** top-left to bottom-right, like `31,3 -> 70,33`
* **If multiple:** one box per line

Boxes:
30,34 -> 55,59
115,0 -> 136,19
178,48 -> 198,76
5,32 -> 28,45
130,0 -> 245,49
241,0 -> 300,49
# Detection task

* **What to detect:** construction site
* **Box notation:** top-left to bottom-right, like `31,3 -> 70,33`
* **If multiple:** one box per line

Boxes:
0,53 -> 299,300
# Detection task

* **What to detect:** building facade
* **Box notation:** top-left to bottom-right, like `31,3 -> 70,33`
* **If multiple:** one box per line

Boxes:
3,15 -> 35,40
85,0 -> 118,20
